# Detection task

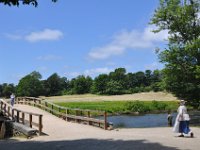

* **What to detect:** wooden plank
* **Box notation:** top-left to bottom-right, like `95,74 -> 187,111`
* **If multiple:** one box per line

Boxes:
12,122 -> 37,137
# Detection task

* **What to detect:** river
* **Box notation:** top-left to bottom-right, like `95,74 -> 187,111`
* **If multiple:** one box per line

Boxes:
104,111 -> 200,128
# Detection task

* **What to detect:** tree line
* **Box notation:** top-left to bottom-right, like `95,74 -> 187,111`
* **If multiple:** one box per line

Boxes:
0,68 -> 164,98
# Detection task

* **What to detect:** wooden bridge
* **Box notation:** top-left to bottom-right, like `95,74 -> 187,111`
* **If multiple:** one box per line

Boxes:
0,97 -> 110,137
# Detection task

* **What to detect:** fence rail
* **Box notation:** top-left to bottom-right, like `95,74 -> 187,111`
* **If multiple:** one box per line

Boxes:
0,99 -> 43,135
16,97 -> 110,130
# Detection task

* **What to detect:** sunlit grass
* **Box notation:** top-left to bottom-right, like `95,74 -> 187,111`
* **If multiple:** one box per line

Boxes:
55,100 -> 179,114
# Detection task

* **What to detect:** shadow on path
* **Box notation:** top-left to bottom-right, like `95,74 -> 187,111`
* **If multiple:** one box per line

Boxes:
0,138 -> 180,150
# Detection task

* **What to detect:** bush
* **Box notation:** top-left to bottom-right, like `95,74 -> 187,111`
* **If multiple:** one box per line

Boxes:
125,101 -> 150,113
151,100 -> 167,111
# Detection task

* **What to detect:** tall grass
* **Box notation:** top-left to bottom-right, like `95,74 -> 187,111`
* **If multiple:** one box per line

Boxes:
55,100 -> 179,114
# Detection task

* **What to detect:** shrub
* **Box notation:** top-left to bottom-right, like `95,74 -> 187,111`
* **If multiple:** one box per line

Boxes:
125,101 -> 150,113
151,100 -> 167,110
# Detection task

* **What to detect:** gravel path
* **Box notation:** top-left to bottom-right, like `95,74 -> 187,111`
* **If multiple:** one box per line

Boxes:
0,104 -> 199,150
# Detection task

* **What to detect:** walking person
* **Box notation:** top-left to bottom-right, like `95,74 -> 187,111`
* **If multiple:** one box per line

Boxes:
173,100 -> 194,137
10,93 -> 15,107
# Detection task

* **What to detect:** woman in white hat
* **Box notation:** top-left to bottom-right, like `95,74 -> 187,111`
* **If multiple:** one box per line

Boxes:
173,100 -> 194,137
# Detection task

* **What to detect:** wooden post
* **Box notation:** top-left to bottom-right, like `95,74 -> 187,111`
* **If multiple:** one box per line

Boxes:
25,98 -> 27,105
104,111 -> 107,130
22,112 -> 25,124
0,101 -> 3,110
16,111 -> 20,122
66,109 -> 69,121
8,107 -> 10,117
58,107 -> 61,118
3,104 -> 6,113
88,111 -> 92,125
39,100 -> 41,108
29,114 -> 32,128
51,104 -> 53,114
87,111 -> 90,117
12,109 -> 14,120
75,110 -> 79,122
45,102 -> 48,111
28,98 -> 31,105
39,115 -> 43,135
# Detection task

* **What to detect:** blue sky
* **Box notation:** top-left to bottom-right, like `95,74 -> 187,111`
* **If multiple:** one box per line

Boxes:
0,0 -> 168,84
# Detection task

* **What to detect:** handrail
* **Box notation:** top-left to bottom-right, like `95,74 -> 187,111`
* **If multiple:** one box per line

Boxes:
16,97 -> 110,130
0,99 -> 43,135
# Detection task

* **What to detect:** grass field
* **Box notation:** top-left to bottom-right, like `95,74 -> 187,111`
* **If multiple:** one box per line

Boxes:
55,100 -> 179,114
40,92 -> 180,114
41,92 -> 178,102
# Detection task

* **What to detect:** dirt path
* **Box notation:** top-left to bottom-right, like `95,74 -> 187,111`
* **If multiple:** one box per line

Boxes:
1,104 -> 199,150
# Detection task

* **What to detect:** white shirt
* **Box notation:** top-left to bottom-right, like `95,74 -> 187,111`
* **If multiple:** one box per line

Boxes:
177,105 -> 190,121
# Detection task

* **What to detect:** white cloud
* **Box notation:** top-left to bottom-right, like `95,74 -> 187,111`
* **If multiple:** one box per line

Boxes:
89,45 -> 124,59
25,29 -> 63,42
64,67 -> 113,79
5,29 -> 63,42
67,72 -> 80,78
88,26 -> 168,60
145,62 -> 160,70
84,67 -> 113,76
37,55 -> 62,61
143,26 -> 168,42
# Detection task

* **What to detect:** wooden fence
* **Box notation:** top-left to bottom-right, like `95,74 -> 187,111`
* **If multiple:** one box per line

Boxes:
0,99 -> 43,135
16,97 -> 110,130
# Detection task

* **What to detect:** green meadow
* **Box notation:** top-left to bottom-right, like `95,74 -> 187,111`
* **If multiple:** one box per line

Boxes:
55,100 -> 179,114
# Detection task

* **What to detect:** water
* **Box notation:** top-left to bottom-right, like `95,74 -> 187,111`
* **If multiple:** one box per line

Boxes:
104,111 -> 200,128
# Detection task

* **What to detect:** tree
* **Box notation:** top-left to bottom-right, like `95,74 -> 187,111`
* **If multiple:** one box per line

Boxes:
105,80 -> 124,95
0,83 -> 15,98
16,71 -> 43,97
151,0 -> 200,107
72,75 -> 93,94
44,73 -> 68,96
144,70 -> 152,86
135,71 -> 146,87
93,74 -> 109,94
0,0 -> 57,7
109,68 -> 127,90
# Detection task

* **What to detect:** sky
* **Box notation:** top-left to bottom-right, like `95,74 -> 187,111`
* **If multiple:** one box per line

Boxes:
0,0 -> 169,84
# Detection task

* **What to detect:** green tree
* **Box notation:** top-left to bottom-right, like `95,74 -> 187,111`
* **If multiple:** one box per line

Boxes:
144,70 -> 152,86
126,73 -> 137,89
0,0 -> 57,7
109,68 -> 127,90
135,71 -> 146,87
105,80 -> 124,95
151,0 -> 200,107
44,73 -> 68,96
93,74 -> 109,94
72,75 -> 93,94
0,83 -> 15,98
16,71 -> 43,97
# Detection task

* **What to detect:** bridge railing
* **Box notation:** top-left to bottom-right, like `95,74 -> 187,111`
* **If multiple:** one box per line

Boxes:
16,97 -> 110,130
0,99 -> 43,135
